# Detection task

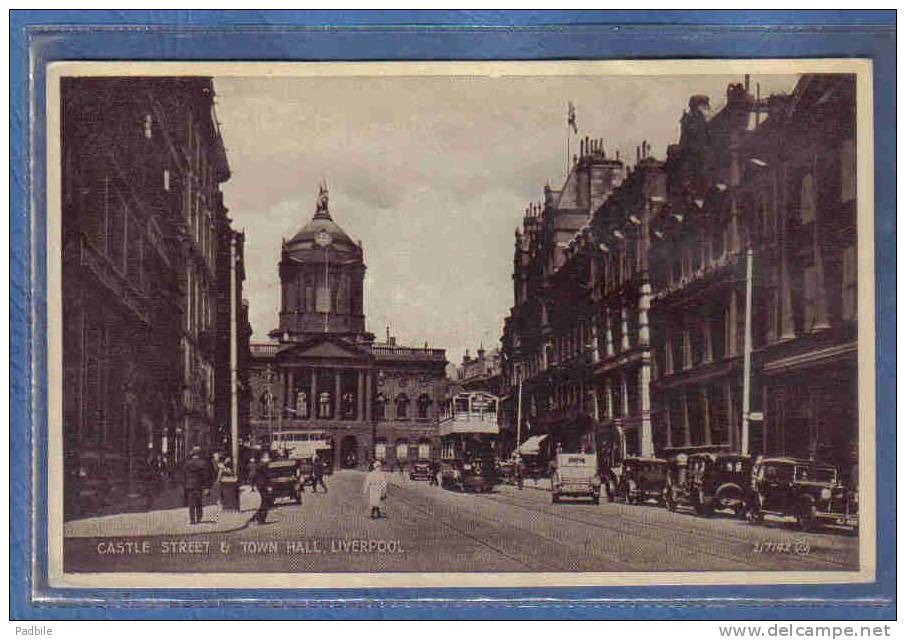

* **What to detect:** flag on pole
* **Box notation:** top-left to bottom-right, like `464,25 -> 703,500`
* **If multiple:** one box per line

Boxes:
567,101 -> 577,133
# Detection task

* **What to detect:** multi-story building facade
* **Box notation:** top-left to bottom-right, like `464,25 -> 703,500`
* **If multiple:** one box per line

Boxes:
502,75 -> 858,478
248,186 -> 448,470
61,77 -> 244,517
456,347 -> 502,395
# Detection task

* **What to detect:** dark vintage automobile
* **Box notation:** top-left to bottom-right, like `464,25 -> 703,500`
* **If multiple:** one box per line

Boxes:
612,457 -> 668,505
745,458 -> 858,532
265,459 -> 302,505
409,460 -> 434,481
666,453 -> 753,517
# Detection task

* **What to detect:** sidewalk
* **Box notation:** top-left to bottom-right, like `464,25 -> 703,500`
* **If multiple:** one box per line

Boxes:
64,485 -> 261,538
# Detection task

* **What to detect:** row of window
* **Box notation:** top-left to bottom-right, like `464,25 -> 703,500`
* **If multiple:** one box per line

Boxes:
257,391 -> 433,420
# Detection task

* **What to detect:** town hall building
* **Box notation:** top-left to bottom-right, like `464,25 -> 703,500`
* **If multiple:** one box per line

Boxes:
248,184 -> 448,470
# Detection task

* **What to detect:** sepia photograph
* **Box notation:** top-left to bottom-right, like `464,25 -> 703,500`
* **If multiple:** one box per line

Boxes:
45,60 -> 874,589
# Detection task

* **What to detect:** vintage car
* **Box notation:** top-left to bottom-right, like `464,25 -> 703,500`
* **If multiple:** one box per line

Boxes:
745,458 -> 858,532
551,452 -> 601,504
265,459 -> 302,505
439,456 -> 497,492
409,460 -> 434,481
613,457 -> 668,505
665,452 -> 753,518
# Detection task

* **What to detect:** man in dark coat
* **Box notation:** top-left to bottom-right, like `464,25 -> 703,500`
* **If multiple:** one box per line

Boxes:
183,446 -> 211,525
311,455 -> 328,493
252,452 -> 272,525
246,457 -> 259,493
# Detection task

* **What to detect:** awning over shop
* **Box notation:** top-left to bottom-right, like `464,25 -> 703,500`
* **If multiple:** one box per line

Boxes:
516,434 -> 548,456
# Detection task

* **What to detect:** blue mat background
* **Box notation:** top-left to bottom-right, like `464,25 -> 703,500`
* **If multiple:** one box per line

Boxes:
9,10 -> 896,620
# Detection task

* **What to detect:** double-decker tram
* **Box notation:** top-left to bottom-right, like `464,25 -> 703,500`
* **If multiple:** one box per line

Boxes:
437,391 -> 500,492
271,429 -> 334,470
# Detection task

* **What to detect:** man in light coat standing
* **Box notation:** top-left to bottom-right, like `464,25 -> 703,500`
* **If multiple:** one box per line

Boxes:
363,461 -> 388,519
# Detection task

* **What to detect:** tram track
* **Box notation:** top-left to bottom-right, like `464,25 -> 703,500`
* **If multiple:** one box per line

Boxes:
470,487 -> 857,572
391,483 -> 751,572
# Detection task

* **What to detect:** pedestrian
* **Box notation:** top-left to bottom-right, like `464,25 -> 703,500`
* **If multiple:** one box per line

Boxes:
211,453 -> 226,506
311,455 -> 328,493
247,456 -> 259,493
428,459 -> 439,486
363,460 -> 388,519
515,457 -> 524,491
183,446 -> 211,525
139,454 -> 160,510
252,451 -> 272,525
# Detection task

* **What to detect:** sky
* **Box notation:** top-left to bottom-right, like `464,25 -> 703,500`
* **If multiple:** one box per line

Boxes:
214,72 -> 799,364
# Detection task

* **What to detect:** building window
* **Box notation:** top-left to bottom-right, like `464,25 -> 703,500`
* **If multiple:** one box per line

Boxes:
375,441 -> 386,461
395,440 -> 409,461
318,391 -> 332,419
295,391 -> 309,419
342,391 -> 356,418
258,391 -> 272,419
163,169 -> 170,192
842,244 -> 857,323
395,394 -> 410,419
374,393 -> 386,420
799,173 -> 816,224
417,394 -> 432,419
803,265 -> 818,332
143,114 -> 153,139
418,441 -> 431,460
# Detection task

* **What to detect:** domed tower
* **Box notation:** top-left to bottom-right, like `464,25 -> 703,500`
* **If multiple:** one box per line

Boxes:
272,182 -> 368,342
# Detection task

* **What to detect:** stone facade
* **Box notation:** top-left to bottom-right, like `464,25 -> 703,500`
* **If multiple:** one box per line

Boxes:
249,186 -> 448,470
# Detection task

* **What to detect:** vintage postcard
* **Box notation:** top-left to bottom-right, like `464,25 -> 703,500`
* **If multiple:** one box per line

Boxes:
45,59 -> 875,589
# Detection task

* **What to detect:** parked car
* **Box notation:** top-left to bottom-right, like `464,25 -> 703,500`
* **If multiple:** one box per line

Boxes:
745,458 -> 858,532
613,457 -> 668,505
551,452 -> 601,504
665,452 -> 753,518
409,460 -> 433,481
265,459 -> 302,505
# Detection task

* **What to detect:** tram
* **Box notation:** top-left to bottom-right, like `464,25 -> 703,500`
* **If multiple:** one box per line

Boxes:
437,391 -> 500,492
271,429 -> 334,470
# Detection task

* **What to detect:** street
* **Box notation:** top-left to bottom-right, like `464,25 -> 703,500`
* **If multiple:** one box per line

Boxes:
64,470 -> 859,573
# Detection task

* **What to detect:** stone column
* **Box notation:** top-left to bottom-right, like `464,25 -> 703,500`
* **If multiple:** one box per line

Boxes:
620,305 -> 630,351
603,377 -> 613,419
604,311 -> 614,357
334,370 -> 342,420
725,383 -> 735,451
310,369 -> 317,419
365,373 -> 373,423
620,372 -> 629,417
701,386 -> 712,446
638,285 -> 653,456
664,396 -> 673,449
287,369 -> 295,418
728,288 -> 739,357
357,370 -> 365,421
681,391 -> 691,447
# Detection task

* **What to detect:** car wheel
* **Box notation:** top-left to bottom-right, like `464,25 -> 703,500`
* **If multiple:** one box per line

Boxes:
627,480 -> 638,505
666,489 -> 677,512
797,502 -> 817,532
695,490 -> 712,517
591,495 -> 600,505
551,493 -> 560,504
745,504 -> 763,524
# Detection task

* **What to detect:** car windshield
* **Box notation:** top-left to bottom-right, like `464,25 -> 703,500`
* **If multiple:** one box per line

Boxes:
763,464 -> 794,483
796,465 -> 836,483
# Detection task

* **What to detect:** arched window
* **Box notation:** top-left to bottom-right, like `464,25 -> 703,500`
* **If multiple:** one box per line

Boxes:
395,394 -> 410,419
318,391 -> 332,419
395,439 -> 409,461
342,391 -> 356,418
373,393 -> 386,420
417,394 -> 432,419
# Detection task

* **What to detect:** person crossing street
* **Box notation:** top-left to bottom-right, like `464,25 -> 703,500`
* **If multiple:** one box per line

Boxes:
363,460 -> 388,519
183,446 -> 212,525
